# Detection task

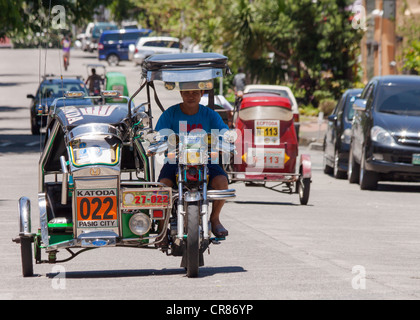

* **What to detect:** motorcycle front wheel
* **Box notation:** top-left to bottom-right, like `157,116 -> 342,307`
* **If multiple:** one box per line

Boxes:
186,202 -> 200,278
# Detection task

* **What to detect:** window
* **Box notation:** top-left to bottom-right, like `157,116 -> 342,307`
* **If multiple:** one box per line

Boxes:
104,33 -> 120,42
122,32 -> 140,41
376,84 -> 420,116
40,82 -> 86,98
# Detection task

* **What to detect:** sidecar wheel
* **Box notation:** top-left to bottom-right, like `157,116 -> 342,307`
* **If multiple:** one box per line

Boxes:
186,203 -> 200,278
298,176 -> 310,205
20,237 -> 34,277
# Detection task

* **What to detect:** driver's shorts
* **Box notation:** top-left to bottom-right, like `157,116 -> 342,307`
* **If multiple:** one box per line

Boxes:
158,163 -> 228,188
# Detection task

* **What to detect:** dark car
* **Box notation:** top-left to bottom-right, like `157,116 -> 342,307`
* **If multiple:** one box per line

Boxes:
348,75 -> 420,190
98,28 -> 152,66
27,76 -> 91,135
323,88 -> 362,178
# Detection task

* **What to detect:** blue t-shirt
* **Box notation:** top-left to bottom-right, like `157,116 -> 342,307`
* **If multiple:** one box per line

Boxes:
155,103 -> 228,135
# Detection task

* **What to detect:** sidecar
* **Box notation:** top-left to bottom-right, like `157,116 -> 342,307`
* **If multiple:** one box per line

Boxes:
227,93 -> 312,205
13,90 -> 172,277
14,53 -> 235,278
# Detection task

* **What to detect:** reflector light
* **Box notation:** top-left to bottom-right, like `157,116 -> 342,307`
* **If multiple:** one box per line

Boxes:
152,209 -> 164,220
101,90 -> 120,97
64,91 -> 85,98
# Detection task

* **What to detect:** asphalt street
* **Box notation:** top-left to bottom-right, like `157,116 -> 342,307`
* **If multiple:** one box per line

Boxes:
1,49 -> 420,300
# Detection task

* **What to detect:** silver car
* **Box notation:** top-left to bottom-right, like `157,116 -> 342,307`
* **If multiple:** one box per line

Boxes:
131,36 -> 181,65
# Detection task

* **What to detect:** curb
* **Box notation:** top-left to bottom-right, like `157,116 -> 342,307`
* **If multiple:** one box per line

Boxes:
299,136 -> 324,149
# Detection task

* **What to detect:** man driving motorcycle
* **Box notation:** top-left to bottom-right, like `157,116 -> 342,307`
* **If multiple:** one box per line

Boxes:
154,88 -> 230,242
85,68 -> 103,95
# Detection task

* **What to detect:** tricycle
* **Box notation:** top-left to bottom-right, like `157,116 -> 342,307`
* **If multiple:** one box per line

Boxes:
85,64 -> 129,103
226,92 -> 311,205
13,53 -> 236,278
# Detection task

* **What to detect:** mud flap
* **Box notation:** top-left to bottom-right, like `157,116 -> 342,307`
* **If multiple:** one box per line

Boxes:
181,251 -> 204,268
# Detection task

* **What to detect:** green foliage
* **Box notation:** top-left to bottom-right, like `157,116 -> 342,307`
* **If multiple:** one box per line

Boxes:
1,0 -> 364,104
318,98 -> 337,116
403,40 -> 420,74
397,1 -> 420,74
299,104 -> 319,117
1,0 -> 114,39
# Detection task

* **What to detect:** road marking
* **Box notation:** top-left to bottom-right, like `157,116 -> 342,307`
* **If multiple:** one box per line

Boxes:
0,142 -> 12,147
26,141 -> 40,147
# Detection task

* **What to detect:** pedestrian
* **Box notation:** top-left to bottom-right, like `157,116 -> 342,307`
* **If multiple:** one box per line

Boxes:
62,35 -> 71,70
232,67 -> 247,109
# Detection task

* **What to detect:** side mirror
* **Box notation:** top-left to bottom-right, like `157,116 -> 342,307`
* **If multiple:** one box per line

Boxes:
27,94 -> 35,99
327,114 -> 337,123
353,98 -> 367,111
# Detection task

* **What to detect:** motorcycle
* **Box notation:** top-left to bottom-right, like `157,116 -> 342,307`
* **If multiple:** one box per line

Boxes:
146,130 -> 236,277
13,52 -> 235,278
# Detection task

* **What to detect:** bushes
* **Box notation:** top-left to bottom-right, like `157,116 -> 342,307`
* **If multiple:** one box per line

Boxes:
318,99 -> 336,116
299,99 -> 337,118
299,104 -> 318,117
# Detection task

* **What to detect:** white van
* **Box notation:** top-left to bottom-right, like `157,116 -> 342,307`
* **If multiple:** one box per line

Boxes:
131,36 -> 181,65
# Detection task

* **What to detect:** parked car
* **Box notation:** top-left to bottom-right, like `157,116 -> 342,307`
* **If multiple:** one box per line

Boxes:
27,76 -> 91,135
243,84 -> 300,139
82,22 -> 118,52
98,28 -> 152,66
130,36 -> 181,65
348,75 -> 420,190
323,88 -> 362,178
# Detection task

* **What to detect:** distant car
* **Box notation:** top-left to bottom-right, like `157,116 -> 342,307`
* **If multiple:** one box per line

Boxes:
349,75 -> 420,190
98,28 -> 152,66
323,88 -> 362,178
131,36 -> 181,65
27,76 -> 91,135
243,84 -> 300,139
82,22 -> 118,52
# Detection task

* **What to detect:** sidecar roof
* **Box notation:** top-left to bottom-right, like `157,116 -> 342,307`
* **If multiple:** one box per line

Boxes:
55,104 -> 129,131
142,53 -> 229,82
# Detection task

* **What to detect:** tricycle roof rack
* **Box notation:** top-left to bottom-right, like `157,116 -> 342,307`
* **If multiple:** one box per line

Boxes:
142,52 -> 230,74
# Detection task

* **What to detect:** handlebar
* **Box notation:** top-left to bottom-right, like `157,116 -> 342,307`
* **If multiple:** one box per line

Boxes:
146,132 -> 236,157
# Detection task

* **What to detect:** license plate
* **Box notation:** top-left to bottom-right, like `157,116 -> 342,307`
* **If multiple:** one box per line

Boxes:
264,151 -> 285,168
121,188 -> 172,209
256,126 -> 278,137
413,154 -> 420,165
254,120 -> 280,145
247,148 -> 285,168
76,188 -> 118,229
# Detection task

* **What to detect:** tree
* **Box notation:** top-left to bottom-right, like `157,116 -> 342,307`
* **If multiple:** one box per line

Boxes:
216,0 -> 363,104
0,0 -> 113,40
398,1 -> 420,74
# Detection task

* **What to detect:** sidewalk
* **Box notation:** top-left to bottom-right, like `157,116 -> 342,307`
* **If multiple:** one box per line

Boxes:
299,116 -> 327,149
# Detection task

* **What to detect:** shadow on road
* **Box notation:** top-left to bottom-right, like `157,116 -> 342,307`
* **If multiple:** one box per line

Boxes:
376,183 -> 420,193
0,133 -> 43,154
0,106 -> 27,112
46,266 -> 246,279
233,200 -> 299,206
0,82 -> 31,87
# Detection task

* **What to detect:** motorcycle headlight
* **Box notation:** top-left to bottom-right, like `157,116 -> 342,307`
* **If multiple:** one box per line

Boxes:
129,213 -> 151,236
371,126 -> 395,146
186,150 -> 203,164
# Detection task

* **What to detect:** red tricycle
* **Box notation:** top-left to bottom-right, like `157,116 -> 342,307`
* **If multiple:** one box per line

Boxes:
226,93 -> 311,205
